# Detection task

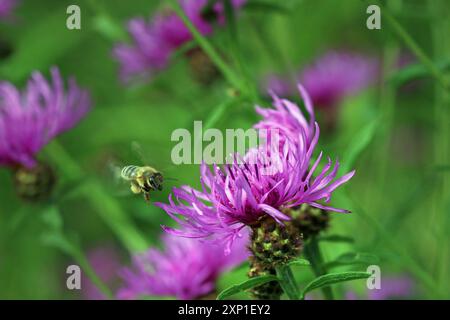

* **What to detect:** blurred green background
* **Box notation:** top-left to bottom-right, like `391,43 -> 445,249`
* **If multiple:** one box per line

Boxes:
0,0 -> 449,299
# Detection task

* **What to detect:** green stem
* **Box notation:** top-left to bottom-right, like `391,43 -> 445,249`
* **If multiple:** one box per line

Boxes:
275,265 -> 299,300
371,0 -> 449,90
204,98 -> 236,130
304,237 -> 334,300
430,0 -> 450,292
347,192 -> 446,298
223,0 -> 257,100
372,0 -> 400,219
44,141 -> 149,253
42,206 -> 113,299
169,0 -> 244,92
46,231 -> 114,299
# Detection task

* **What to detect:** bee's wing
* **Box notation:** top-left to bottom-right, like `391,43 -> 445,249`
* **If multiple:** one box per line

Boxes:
130,141 -> 178,186
131,141 -> 151,165
106,160 -> 135,197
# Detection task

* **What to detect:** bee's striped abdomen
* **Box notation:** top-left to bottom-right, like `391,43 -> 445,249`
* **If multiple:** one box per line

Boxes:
121,165 -> 140,180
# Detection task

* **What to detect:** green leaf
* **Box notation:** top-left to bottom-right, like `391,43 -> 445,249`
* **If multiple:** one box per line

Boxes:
204,98 -> 236,130
287,258 -> 311,267
435,165 -> 450,172
91,14 -> 127,42
243,0 -> 290,14
389,59 -> 450,87
216,275 -> 279,300
323,253 -> 379,269
316,235 -> 355,244
300,272 -> 371,299
342,118 -> 379,173
276,265 -> 300,300
40,206 -> 63,230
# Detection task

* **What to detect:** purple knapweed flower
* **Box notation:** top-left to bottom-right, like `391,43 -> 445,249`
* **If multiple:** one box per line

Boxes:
113,0 -> 246,82
299,51 -> 378,109
117,233 -> 249,300
260,74 -> 295,98
368,276 -> 415,300
0,67 -> 91,169
345,275 -> 415,300
0,0 -> 18,21
157,85 -> 355,254
254,84 -> 316,148
82,246 -> 122,300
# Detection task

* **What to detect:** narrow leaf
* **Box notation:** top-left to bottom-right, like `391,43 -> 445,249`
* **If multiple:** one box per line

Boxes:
324,253 -> 379,269
342,118 -> 379,173
40,205 -> 63,230
300,272 -> 371,299
287,258 -> 311,267
389,59 -> 450,87
243,1 -> 290,14
316,235 -> 355,244
216,275 -> 279,300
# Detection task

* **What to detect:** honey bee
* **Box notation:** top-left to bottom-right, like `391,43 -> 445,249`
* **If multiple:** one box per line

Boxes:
120,165 -> 164,202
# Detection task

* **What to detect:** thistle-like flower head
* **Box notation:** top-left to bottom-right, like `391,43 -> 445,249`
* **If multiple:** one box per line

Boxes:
113,0 -> 247,82
300,51 -> 378,108
157,85 -> 354,254
0,67 -> 91,169
117,234 -> 249,300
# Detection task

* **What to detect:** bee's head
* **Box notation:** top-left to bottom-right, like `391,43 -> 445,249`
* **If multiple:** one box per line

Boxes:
151,172 -> 164,191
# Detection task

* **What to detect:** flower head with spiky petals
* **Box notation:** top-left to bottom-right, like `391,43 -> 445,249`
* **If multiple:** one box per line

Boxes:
156,85 -> 355,254
113,0 -> 247,82
255,84 -> 316,148
0,67 -> 91,169
117,233 -> 249,300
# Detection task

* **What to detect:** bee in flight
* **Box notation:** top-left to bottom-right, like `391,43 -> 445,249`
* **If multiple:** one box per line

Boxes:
120,165 -> 164,202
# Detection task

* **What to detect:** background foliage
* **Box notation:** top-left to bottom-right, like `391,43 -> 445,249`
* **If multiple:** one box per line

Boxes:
0,0 -> 449,299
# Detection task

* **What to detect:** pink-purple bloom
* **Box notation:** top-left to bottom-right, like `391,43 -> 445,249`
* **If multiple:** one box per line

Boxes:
346,275 -> 415,300
82,246 -> 123,300
113,0 -> 246,82
0,67 -> 91,169
117,234 -> 249,300
255,84 -> 316,148
156,85 -> 355,253
299,51 -> 378,109
0,0 -> 18,21
368,276 -> 415,300
263,51 -> 378,109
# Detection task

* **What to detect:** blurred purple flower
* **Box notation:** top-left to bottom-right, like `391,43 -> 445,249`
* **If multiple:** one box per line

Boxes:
156,85 -> 354,254
0,0 -> 18,21
117,233 -> 249,300
260,74 -> 294,98
83,246 -> 122,300
299,51 -> 378,109
0,67 -> 91,169
368,276 -> 415,300
345,275 -> 415,300
113,0 -> 247,82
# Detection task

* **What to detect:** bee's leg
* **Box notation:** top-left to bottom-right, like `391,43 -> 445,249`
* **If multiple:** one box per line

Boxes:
130,181 -> 141,194
143,192 -> 150,203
